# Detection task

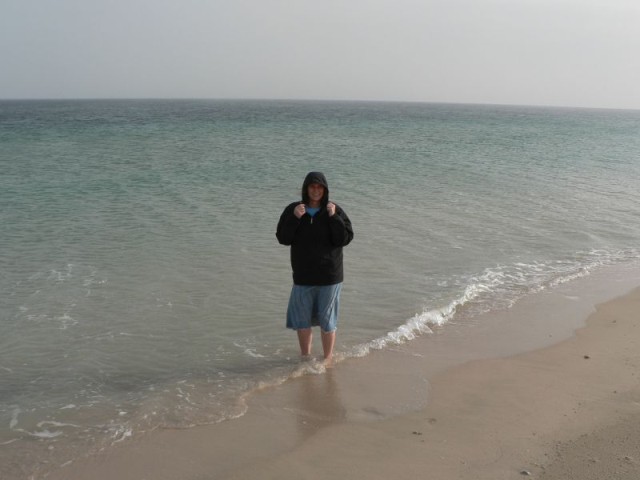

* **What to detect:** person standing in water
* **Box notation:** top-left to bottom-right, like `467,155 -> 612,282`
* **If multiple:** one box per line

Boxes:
276,172 -> 354,362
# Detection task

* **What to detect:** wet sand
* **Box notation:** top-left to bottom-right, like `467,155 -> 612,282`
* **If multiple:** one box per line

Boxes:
46,269 -> 640,480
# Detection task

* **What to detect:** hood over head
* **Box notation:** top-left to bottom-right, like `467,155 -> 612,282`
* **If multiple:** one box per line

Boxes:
301,171 -> 329,206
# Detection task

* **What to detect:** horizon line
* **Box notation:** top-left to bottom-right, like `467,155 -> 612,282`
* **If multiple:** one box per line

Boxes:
0,96 -> 638,113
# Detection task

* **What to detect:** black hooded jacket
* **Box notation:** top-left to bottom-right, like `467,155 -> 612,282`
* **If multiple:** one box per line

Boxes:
276,172 -> 354,286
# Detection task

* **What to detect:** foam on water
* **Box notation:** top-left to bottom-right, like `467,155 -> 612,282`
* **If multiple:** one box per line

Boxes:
350,248 -> 640,357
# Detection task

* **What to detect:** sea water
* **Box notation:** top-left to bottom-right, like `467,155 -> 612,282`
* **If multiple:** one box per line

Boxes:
1,99 -> 639,477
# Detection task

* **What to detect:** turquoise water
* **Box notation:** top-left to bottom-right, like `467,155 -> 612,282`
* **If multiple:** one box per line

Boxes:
1,100 -> 640,477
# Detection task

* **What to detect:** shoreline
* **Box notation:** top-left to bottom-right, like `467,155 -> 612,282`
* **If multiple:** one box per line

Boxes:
44,265 -> 640,480
240,284 -> 639,480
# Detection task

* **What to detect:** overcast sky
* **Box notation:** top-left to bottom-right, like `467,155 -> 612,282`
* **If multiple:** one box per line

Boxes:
2,0 -> 639,109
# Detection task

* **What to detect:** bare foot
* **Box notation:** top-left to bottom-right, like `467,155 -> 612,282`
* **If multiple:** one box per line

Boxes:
323,356 -> 334,368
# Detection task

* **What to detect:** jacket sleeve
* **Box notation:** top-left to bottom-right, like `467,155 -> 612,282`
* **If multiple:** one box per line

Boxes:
276,204 -> 300,246
329,206 -> 354,247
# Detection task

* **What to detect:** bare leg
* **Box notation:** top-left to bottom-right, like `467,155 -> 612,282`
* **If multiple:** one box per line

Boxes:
297,328 -> 312,357
321,330 -> 336,361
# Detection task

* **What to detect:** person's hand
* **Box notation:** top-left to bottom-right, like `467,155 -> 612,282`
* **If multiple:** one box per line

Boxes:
327,202 -> 336,217
294,203 -> 306,219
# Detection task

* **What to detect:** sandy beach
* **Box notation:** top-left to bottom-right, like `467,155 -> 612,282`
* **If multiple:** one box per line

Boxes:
46,272 -> 640,480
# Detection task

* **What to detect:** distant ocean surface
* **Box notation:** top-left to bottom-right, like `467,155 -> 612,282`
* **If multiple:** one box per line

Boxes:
2,99 -> 640,478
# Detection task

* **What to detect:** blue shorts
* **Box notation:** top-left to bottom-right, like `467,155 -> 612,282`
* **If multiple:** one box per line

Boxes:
286,283 -> 343,333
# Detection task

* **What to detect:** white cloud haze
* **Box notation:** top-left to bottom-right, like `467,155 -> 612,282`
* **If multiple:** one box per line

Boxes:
2,0 -> 639,109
